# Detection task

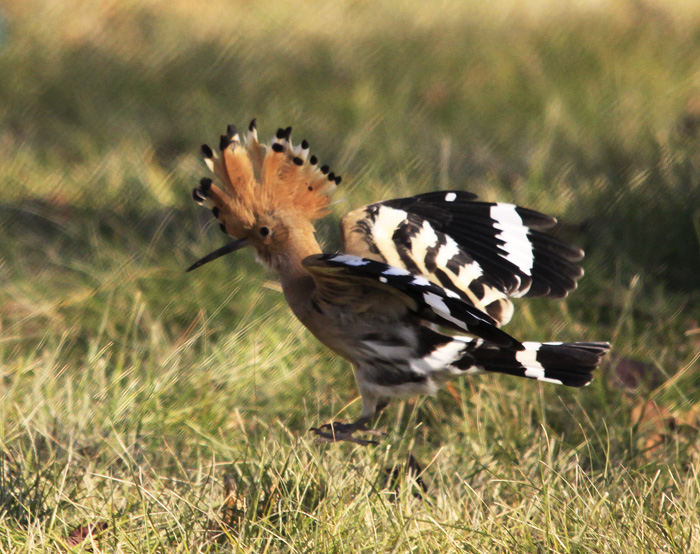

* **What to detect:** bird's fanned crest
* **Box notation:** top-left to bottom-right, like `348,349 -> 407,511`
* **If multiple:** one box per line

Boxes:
195,120 -> 341,239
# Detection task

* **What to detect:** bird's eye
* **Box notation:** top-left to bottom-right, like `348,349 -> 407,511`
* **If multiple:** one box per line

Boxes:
259,226 -> 270,237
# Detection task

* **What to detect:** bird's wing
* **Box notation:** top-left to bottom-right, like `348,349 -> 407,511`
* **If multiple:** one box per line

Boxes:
302,253 -> 522,349
340,190 -> 584,326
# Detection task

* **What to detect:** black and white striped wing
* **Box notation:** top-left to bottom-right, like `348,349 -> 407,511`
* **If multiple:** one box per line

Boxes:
302,253 -> 523,349
341,191 -> 584,326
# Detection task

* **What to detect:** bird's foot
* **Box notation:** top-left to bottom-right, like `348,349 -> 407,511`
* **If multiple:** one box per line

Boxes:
309,421 -> 384,446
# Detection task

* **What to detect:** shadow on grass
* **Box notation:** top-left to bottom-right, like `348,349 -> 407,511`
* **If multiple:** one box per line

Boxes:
0,197 -> 267,366
580,138 -> 700,296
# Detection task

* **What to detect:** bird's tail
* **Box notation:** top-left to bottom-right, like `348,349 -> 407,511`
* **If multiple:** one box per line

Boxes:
414,327 -> 609,387
460,339 -> 610,387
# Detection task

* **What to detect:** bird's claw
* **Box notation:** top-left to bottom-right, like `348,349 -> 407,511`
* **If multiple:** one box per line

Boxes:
309,421 -> 383,446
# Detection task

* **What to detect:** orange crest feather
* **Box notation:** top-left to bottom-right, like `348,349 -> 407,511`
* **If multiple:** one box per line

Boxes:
197,121 -> 341,238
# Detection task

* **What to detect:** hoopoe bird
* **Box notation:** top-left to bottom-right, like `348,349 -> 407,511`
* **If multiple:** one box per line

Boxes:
189,121 -> 610,445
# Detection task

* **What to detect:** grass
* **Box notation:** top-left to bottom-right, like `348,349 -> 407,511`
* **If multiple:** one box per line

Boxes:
1,0 -> 700,551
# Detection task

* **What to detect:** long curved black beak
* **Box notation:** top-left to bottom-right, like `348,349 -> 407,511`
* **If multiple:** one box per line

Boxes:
186,238 -> 250,272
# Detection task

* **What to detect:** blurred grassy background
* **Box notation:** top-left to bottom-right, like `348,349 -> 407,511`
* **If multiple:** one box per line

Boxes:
1,0 -> 700,551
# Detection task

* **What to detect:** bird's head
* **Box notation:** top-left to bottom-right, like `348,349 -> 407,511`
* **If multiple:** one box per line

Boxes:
188,121 -> 341,272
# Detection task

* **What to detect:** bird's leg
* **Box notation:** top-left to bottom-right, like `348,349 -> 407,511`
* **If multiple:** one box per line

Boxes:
310,416 -> 380,446
310,398 -> 390,446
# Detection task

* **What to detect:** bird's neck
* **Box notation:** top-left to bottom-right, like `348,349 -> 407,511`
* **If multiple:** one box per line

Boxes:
274,224 -> 322,321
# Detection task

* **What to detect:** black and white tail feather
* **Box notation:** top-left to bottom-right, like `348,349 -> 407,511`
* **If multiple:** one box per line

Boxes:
424,335 -> 609,388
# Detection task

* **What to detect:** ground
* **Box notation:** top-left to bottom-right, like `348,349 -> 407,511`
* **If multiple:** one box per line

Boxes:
1,0 -> 700,552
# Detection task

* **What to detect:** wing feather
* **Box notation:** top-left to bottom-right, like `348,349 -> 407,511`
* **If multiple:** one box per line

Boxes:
303,253 -> 523,349
340,190 -> 586,325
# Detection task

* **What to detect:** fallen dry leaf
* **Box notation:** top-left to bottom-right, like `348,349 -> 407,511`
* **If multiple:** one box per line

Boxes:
609,355 -> 661,390
631,399 -> 700,458
631,399 -> 674,457
445,382 -> 461,404
65,521 -> 108,547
